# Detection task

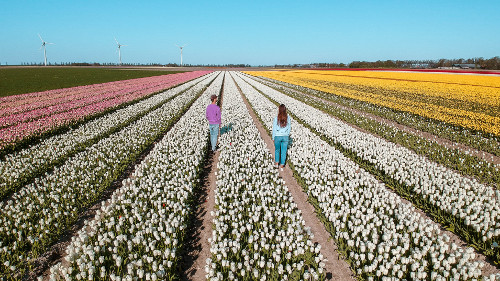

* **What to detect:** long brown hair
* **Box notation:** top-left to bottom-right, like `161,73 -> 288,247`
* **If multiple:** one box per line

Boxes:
278,104 -> 288,127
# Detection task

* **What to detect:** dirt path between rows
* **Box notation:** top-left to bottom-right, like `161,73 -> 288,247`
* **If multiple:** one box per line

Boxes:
183,74 -> 225,280
181,149 -> 219,280
236,78 -> 356,281
259,77 -> 500,165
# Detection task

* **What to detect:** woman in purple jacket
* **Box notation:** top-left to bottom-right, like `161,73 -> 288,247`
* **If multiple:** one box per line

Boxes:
206,94 -> 221,152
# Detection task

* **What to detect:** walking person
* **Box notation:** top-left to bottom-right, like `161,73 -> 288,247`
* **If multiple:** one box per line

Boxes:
272,104 -> 291,169
206,94 -> 221,152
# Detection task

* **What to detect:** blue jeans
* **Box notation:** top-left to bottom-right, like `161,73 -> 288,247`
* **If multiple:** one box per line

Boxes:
274,136 -> 289,165
209,124 -> 219,151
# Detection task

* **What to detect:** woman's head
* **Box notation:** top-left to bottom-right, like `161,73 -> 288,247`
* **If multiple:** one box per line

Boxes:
278,104 -> 287,127
210,95 -> 217,103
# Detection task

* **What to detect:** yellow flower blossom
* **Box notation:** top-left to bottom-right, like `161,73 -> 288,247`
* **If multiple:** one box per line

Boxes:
245,70 -> 500,136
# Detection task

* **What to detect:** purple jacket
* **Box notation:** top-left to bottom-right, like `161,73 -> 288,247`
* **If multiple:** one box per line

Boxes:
206,104 -> 221,125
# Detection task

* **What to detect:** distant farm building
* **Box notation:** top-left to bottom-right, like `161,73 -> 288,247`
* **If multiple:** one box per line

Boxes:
453,63 -> 477,69
410,63 -> 430,69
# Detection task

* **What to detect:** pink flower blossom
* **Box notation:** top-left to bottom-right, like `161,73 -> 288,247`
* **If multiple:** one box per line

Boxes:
0,71 -> 211,149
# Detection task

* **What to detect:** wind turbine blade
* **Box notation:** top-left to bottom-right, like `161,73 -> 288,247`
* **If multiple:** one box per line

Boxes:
115,38 -> 119,45
47,42 -> 55,45
38,34 -> 44,42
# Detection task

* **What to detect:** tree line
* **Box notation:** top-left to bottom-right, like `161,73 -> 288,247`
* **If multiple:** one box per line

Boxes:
6,57 -> 500,69
311,57 -> 500,70
11,62 -> 253,68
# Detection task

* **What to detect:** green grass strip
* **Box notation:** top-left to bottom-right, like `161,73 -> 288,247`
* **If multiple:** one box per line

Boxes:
0,68 -> 185,97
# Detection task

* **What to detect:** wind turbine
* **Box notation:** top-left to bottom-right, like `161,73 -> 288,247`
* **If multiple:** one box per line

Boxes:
115,38 -> 127,65
175,44 -> 188,66
38,34 -> 54,66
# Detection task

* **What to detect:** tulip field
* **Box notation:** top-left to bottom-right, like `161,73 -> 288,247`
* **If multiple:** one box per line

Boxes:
0,71 -> 210,152
205,73 -> 325,280
0,69 -> 499,280
248,70 -> 500,137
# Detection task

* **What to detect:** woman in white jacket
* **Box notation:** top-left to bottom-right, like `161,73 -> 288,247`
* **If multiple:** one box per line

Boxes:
272,104 -> 291,168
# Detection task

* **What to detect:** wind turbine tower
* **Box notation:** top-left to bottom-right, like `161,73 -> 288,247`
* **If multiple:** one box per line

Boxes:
176,44 -> 188,66
38,34 -> 54,66
115,38 -> 127,65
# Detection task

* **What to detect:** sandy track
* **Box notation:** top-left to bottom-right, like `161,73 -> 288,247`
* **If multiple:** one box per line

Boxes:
183,74 -> 225,280
181,149 -> 220,280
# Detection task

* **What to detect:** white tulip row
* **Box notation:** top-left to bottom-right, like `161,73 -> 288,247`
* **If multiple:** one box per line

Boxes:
232,72 -> 498,281
0,73 -> 215,199
46,72 -> 225,280
238,73 -> 500,247
0,72 -> 223,278
205,72 -> 325,281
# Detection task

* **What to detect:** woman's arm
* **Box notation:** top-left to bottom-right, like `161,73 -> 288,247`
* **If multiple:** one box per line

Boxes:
284,117 -> 291,136
217,106 -> 222,126
272,117 -> 277,140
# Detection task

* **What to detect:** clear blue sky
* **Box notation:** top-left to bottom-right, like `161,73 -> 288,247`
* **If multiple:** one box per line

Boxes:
1,0 -> 498,66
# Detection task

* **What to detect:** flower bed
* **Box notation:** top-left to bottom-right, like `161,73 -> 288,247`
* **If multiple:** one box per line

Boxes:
238,72 -> 500,263
233,72 -> 495,280
205,72 -> 325,280
249,73 -> 500,157
0,74 -> 214,200
251,75 -> 498,186
246,70 -> 500,136
0,72 -> 222,278
0,71 -> 211,150
47,72 -> 225,281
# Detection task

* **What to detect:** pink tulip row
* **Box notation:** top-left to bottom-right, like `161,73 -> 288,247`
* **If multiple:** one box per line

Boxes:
0,72 -> 205,117
0,79 -> 140,112
0,73 -> 198,127
0,71 -> 211,149
0,71 -> 195,107
0,79 -> 156,117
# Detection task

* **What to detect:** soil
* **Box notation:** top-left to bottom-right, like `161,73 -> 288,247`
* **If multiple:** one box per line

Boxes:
182,149 -> 219,281
183,75 -> 224,280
